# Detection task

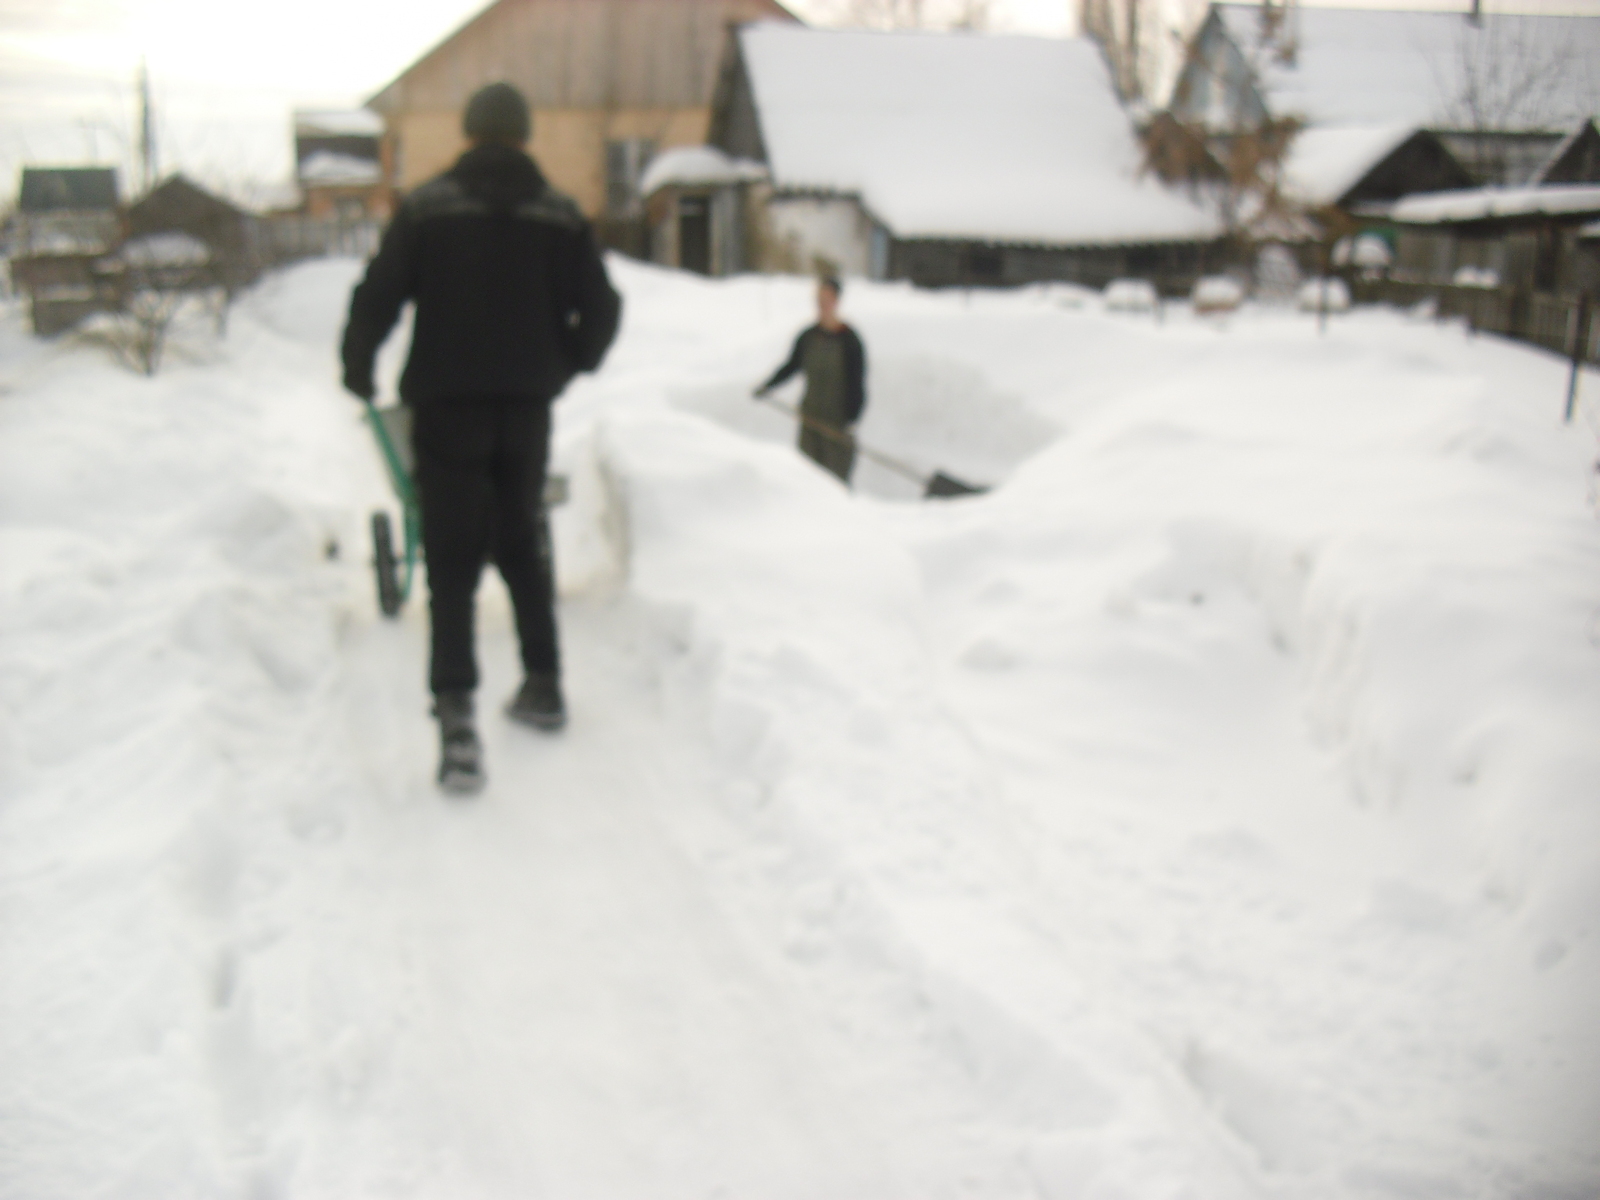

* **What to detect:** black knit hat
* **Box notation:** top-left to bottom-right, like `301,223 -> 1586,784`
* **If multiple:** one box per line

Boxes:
463,82 -> 531,145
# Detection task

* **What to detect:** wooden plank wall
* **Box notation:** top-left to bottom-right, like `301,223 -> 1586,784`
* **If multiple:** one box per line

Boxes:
372,0 -> 793,212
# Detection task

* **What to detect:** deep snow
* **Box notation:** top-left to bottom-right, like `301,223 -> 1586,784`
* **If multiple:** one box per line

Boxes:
2,258 -> 1598,1199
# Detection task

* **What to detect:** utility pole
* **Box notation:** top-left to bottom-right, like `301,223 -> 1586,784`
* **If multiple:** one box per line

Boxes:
1127,0 -> 1141,102
138,59 -> 157,194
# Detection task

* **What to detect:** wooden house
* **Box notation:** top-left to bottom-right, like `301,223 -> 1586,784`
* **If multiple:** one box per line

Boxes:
364,0 -> 797,249
1383,183 -> 1600,368
10,167 -> 123,336
1167,4 -> 1600,188
704,24 -> 1220,291
1282,126 -> 1472,216
294,110 -> 389,221
1391,184 -> 1600,297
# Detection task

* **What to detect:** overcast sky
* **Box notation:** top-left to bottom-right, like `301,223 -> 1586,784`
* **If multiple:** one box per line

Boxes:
4,0 -> 1599,207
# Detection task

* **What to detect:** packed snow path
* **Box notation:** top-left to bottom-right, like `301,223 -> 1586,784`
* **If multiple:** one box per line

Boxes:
3,259 -> 1599,1199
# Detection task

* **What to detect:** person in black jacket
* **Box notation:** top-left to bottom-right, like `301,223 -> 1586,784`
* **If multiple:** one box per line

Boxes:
342,82 -> 621,795
754,276 -> 866,484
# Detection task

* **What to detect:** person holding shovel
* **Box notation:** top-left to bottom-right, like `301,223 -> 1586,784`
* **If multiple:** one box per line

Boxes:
341,82 -> 621,795
753,276 -> 866,484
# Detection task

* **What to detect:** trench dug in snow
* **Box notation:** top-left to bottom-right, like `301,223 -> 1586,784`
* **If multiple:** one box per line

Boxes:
1,257 -> 1598,1199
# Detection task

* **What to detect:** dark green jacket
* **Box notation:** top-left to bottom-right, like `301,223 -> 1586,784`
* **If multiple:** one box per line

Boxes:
761,324 -> 867,424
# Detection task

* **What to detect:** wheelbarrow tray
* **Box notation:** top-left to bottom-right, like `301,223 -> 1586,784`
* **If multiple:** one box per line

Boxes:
364,404 -> 570,619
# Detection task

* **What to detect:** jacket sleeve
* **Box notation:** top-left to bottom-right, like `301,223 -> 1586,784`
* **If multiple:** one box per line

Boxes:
842,327 -> 867,424
759,329 -> 810,393
340,207 -> 418,397
556,223 -> 622,374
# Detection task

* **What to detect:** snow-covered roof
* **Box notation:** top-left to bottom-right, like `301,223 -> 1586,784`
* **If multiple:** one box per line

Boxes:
1282,124 -> 1416,206
294,109 -> 384,138
1392,183 -> 1600,225
297,151 -> 382,187
1528,118 -> 1600,186
738,24 -> 1219,246
640,146 -> 767,197
1213,5 -> 1600,132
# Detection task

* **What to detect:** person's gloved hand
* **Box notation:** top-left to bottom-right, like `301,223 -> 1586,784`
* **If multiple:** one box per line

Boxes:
343,373 -> 375,403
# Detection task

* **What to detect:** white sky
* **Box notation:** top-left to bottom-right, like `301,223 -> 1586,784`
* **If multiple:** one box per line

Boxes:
3,0 -> 1599,207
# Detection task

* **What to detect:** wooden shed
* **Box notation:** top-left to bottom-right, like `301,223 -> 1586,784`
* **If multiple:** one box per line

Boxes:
365,0 -> 797,250
126,174 -> 263,290
1391,184 -> 1600,298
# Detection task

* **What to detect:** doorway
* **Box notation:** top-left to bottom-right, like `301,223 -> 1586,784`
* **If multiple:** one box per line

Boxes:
678,196 -> 710,275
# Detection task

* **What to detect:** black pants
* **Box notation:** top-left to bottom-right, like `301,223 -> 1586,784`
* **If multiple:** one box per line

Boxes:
412,397 -> 558,695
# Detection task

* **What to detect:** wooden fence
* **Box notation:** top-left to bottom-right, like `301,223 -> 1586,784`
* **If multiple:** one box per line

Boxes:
1352,278 -> 1599,367
259,215 -> 383,265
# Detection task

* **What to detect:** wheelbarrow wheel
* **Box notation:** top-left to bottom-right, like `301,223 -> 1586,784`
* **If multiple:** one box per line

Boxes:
372,511 -> 403,618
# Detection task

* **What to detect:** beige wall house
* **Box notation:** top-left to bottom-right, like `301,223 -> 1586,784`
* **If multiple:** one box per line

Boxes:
367,0 -> 797,241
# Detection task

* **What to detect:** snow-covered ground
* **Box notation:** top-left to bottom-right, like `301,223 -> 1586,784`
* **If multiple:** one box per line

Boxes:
2,258 -> 1598,1199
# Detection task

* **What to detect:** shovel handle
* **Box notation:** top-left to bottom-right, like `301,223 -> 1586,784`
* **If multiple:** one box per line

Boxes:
754,394 -> 928,486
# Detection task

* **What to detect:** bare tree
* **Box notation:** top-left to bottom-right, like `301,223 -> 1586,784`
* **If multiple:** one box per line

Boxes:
1434,17 -> 1599,183
107,232 -> 224,376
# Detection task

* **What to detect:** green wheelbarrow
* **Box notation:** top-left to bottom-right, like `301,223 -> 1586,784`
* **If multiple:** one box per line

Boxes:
365,404 -> 569,620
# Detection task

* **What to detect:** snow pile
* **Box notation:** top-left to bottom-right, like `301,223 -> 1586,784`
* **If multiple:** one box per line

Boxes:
1296,277 -> 1350,312
1103,277 -> 1160,313
1453,265 -> 1502,289
1193,273 -> 1245,311
739,23 -> 1220,246
3,255 -> 1599,1198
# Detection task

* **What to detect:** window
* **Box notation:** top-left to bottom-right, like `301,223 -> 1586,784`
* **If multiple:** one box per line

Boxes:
605,139 -> 656,218
962,245 -> 1003,281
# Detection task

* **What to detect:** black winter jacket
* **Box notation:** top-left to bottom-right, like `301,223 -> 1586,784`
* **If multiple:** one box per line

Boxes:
761,324 -> 867,424
341,144 -> 621,405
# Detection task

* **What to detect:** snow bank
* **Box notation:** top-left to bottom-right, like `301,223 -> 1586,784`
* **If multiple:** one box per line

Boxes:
3,255 -> 1599,1198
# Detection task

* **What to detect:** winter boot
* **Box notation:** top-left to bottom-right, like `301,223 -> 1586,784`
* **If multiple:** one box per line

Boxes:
433,690 -> 485,795
506,672 -> 566,731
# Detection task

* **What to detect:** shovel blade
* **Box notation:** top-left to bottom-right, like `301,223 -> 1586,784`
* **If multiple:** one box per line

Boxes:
924,470 -> 987,499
